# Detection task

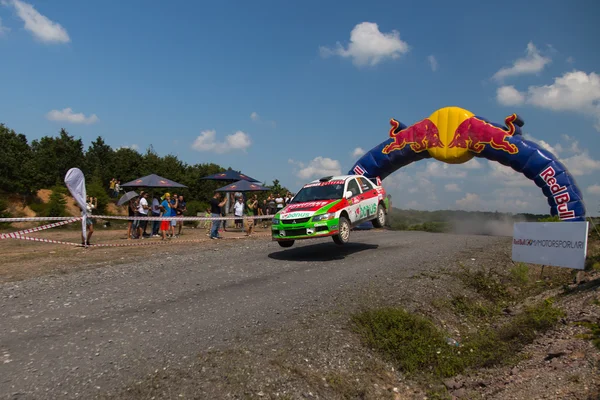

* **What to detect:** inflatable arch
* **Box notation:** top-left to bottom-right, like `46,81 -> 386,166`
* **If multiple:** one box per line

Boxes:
349,106 -> 586,221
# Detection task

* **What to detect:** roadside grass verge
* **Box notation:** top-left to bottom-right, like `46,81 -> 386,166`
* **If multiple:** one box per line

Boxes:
352,299 -> 564,380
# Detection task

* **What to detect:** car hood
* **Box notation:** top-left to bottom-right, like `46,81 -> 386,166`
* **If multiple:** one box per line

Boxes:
278,200 -> 339,219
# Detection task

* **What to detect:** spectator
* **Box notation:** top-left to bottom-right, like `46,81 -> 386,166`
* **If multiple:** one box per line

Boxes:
169,193 -> 179,238
83,196 -> 97,246
159,193 -> 172,240
109,178 -> 116,197
113,181 -> 121,198
127,197 -> 137,240
267,195 -> 276,216
209,192 -> 227,239
233,197 -> 244,229
176,195 -> 187,236
131,191 -> 143,238
245,194 -> 258,236
275,193 -> 284,212
204,208 -> 211,236
151,194 -> 161,237
260,199 -> 268,228
137,192 -> 150,239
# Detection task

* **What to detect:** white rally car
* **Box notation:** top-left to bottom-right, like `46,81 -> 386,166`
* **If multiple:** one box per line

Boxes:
271,175 -> 388,247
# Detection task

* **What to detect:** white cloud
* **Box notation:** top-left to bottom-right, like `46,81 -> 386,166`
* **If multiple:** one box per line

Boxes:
118,144 -> 139,151
526,135 -> 559,155
0,16 -> 9,35
427,55 -> 438,72
319,22 -> 409,67
289,156 -> 342,180
462,158 -> 483,169
420,162 -> 467,179
445,183 -> 460,192
456,193 -> 481,210
46,108 -> 98,124
492,42 -> 551,81
351,147 -> 365,158
587,184 -> 600,195
250,112 -> 259,121
487,161 -> 531,187
191,130 -> 251,154
496,70 -> 600,131
6,0 -> 70,43
560,151 -> 600,176
497,85 -> 525,106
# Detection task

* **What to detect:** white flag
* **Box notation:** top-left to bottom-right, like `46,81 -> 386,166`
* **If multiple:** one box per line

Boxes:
64,168 -> 87,243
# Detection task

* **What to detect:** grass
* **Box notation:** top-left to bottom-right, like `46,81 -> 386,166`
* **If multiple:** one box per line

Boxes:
450,295 -> 497,320
574,321 -> 600,350
455,264 -> 511,302
352,299 -> 564,379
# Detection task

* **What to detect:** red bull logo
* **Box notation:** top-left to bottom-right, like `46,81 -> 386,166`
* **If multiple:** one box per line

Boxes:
448,114 -> 519,154
382,118 -> 443,154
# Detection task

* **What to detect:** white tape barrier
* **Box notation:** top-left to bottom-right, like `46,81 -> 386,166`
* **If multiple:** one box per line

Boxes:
0,214 -> 277,223
0,217 -> 82,240
90,214 -> 278,221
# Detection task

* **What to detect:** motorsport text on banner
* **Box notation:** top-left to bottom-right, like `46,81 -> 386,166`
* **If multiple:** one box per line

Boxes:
512,222 -> 589,270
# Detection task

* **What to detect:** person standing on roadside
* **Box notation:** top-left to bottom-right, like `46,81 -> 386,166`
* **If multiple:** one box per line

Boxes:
159,193 -> 172,240
83,196 -> 97,246
210,192 -> 227,239
169,193 -> 179,238
137,192 -> 150,239
245,194 -> 258,236
275,193 -> 284,212
176,195 -> 187,236
151,194 -> 161,237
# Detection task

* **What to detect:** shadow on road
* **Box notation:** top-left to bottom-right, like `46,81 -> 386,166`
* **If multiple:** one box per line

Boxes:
268,242 -> 379,262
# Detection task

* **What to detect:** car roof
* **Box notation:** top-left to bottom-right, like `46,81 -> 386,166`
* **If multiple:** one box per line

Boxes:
308,175 -> 359,183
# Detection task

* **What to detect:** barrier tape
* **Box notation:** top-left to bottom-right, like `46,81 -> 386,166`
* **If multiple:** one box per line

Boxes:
0,216 -> 81,222
0,217 -> 82,240
0,214 -> 277,222
10,232 -> 271,248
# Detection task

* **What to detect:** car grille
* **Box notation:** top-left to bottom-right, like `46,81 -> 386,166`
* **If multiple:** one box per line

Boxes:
281,217 -> 311,224
281,228 -> 306,236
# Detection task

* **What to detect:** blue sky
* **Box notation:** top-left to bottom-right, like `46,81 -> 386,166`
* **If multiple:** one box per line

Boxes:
0,0 -> 599,215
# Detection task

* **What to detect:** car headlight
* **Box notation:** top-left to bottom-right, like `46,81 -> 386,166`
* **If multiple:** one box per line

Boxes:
312,213 -> 335,222
272,218 -> 280,225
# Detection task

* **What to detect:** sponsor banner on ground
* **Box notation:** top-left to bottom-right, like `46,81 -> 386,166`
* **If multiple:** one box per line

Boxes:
512,222 -> 588,270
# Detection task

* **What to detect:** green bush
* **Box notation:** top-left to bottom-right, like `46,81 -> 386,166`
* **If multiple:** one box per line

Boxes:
46,185 -> 68,217
538,215 -> 561,222
184,200 -> 210,227
86,179 -> 110,215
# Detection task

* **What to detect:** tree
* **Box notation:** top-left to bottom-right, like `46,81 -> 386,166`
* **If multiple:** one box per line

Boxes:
111,147 -> 144,183
85,136 -> 114,187
30,129 -> 85,190
46,185 -> 68,217
0,124 -> 33,194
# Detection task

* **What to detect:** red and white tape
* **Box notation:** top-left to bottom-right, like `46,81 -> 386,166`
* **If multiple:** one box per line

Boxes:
0,217 -> 82,240
0,216 -> 81,222
90,214 -> 277,221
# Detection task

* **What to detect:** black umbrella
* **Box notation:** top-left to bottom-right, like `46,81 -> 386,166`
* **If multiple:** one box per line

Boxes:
121,174 -> 187,188
117,190 -> 139,206
215,180 -> 270,192
200,170 -> 260,182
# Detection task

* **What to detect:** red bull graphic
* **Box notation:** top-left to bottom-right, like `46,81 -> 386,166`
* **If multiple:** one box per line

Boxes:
348,106 -> 586,221
448,114 -> 519,154
382,118 -> 443,154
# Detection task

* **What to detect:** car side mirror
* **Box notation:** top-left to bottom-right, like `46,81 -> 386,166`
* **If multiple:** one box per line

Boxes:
345,191 -> 353,199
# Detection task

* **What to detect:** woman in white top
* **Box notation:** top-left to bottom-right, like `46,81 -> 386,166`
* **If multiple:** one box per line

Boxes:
84,196 -> 97,246
275,194 -> 284,211
233,197 -> 244,229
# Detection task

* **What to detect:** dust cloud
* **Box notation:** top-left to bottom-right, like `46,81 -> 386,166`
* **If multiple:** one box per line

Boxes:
449,215 -> 527,237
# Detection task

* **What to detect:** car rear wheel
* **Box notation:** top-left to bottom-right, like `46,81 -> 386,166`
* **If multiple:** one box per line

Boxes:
372,204 -> 386,228
277,240 -> 295,248
333,216 -> 350,245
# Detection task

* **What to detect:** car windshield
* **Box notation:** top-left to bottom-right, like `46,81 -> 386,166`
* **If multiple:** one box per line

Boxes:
291,182 -> 345,202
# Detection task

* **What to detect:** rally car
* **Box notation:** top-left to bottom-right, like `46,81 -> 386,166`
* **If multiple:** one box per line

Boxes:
272,175 -> 388,247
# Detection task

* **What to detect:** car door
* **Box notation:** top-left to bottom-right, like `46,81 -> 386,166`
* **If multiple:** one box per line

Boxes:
355,177 -> 379,221
345,178 -> 362,225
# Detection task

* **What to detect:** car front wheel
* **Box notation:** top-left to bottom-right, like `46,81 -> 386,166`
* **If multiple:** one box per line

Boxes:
333,216 -> 350,245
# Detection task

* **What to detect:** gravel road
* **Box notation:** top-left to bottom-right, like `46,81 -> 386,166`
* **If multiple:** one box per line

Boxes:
0,230 -> 505,399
